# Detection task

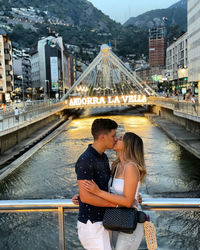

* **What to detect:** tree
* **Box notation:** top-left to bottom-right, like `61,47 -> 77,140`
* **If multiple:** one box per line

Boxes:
8,25 -> 39,48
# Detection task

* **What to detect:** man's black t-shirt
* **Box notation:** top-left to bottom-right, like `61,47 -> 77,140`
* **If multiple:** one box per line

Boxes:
75,144 -> 111,223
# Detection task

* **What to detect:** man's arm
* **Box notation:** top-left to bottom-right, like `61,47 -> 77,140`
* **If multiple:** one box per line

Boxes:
78,180 -> 115,207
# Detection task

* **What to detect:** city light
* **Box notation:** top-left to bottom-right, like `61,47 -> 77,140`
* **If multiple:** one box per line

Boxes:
76,86 -> 89,92
68,95 -> 147,107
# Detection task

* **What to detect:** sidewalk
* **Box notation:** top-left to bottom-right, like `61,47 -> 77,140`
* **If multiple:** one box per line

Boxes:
146,114 -> 200,159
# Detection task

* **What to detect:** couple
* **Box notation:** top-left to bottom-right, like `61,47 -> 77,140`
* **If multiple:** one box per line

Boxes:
73,118 -> 147,250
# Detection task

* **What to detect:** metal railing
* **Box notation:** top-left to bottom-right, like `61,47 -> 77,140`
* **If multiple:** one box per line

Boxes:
148,96 -> 200,119
1,96 -> 199,131
0,101 -> 66,131
174,101 -> 200,118
0,198 -> 199,250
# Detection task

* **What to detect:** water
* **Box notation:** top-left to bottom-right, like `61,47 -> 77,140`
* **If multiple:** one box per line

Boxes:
0,114 -> 199,250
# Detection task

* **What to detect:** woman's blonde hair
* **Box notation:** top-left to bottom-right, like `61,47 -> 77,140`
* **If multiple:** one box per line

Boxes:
112,132 -> 147,183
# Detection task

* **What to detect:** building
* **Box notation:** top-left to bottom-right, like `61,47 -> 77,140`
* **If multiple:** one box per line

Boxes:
188,0 -> 200,101
149,27 -> 166,67
12,48 -> 32,101
0,29 -> 14,103
134,57 -> 149,71
136,66 -> 164,91
166,32 -> 188,93
30,36 -> 70,99
136,67 -> 152,84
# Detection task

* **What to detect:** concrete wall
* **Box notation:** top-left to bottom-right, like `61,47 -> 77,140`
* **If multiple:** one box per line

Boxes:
0,111 -> 66,154
151,105 -> 200,135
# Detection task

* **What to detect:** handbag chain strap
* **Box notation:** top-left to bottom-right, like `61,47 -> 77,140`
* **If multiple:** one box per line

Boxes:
110,163 -> 119,187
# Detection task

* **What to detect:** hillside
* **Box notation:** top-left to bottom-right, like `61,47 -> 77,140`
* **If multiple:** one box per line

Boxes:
0,0 -> 124,49
124,0 -> 187,31
169,0 -> 187,9
0,0 -> 187,60
0,0 -> 149,59
1,0 -> 120,31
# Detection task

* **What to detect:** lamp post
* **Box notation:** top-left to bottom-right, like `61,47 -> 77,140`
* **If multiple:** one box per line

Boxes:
17,75 -> 25,105
58,79 -> 64,99
45,80 -> 50,99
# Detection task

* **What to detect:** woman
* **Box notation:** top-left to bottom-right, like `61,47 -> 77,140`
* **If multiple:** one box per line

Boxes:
82,132 -> 147,250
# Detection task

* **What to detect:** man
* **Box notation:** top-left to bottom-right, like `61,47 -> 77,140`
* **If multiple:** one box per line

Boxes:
14,107 -> 19,121
75,118 -> 118,250
185,89 -> 191,102
191,94 -> 197,113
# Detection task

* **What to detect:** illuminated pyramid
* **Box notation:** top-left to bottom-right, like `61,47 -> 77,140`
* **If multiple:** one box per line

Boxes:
62,44 -> 157,100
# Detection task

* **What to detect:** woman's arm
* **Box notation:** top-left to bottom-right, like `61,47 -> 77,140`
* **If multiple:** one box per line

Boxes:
83,163 -> 139,208
78,180 -> 116,207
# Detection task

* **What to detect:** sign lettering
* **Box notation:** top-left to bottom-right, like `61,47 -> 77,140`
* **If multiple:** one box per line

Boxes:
68,95 -> 147,107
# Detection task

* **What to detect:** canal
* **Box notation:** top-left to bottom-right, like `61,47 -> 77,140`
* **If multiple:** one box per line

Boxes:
0,112 -> 199,250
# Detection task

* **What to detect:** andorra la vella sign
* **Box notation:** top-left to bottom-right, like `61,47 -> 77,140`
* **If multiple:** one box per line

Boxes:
66,95 -> 147,107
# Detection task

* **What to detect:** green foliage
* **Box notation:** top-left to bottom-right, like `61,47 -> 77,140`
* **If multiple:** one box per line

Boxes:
0,18 -> 7,23
115,26 -> 149,57
3,0 -> 120,31
2,0 -> 187,60
7,25 -> 39,48
166,25 -> 185,45
0,0 -> 11,10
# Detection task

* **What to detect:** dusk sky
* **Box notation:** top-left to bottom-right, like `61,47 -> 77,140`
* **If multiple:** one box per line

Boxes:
89,0 -> 180,24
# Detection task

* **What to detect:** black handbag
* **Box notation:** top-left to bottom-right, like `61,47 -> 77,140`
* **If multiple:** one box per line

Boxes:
102,165 -> 139,234
103,207 -> 138,234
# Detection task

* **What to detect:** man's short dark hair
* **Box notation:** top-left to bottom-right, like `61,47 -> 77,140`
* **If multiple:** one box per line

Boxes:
91,118 -> 118,140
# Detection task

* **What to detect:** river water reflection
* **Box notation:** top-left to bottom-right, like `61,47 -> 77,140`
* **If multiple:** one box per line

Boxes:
0,114 -> 199,249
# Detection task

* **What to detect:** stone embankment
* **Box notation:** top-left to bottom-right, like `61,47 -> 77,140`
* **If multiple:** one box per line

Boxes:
0,117 -> 72,181
146,114 -> 200,159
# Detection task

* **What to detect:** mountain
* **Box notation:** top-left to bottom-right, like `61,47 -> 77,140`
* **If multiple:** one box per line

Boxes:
1,0 -> 120,31
0,0 -> 150,59
0,0 -> 125,50
0,0 -> 187,60
169,0 -> 187,9
124,0 -> 187,31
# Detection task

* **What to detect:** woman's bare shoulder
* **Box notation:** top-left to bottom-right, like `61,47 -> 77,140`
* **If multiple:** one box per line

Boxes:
124,161 -> 140,177
124,161 -> 137,168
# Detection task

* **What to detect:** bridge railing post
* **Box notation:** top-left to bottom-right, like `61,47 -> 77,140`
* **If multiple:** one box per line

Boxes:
58,207 -> 66,250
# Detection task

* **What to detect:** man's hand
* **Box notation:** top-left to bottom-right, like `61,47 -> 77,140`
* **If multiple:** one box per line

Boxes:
131,194 -> 142,207
72,194 -> 79,205
131,199 -> 137,206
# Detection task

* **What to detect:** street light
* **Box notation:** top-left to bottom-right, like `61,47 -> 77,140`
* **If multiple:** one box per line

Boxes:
45,80 -> 50,99
17,75 -> 25,105
59,79 -> 64,99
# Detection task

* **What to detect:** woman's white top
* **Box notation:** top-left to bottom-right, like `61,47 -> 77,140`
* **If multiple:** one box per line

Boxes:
109,178 -> 140,200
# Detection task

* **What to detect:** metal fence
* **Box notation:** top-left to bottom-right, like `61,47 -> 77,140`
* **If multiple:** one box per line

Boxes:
0,101 -> 66,131
148,96 -> 200,118
174,101 -> 200,117
1,96 -> 199,131
0,198 -> 199,250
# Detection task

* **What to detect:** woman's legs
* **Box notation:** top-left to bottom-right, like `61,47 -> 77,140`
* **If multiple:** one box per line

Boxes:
114,223 -> 144,250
